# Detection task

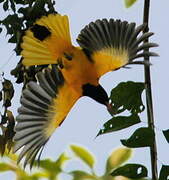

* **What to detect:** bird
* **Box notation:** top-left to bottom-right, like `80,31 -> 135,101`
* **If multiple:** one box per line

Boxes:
13,13 -> 158,168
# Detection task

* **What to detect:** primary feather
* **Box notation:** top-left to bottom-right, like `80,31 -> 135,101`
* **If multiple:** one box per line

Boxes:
77,19 -> 158,77
14,65 -> 80,168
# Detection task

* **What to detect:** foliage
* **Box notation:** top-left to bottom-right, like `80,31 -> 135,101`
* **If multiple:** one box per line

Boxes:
0,145 -> 150,180
124,0 -> 138,8
0,75 -> 15,155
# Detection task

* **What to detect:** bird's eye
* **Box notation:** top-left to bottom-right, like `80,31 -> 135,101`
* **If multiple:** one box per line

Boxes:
58,63 -> 64,69
64,52 -> 73,60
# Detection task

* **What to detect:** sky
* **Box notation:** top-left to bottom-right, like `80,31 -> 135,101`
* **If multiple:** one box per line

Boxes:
0,0 -> 169,179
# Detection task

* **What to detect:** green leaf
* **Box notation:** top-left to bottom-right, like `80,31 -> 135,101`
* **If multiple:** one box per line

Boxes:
111,164 -> 148,179
9,0 -> 16,12
8,35 -> 17,43
38,153 -> 69,174
3,0 -> 9,11
121,127 -> 155,148
70,145 -> 95,169
18,7 -> 29,16
97,114 -> 141,136
163,129 -> 169,143
0,163 -> 13,172
70,171 -> 96,180
106,148 -> 132,173
124,0 -> 137,8
55,153 -> 70,169
14,0 -> 25,4
110,81 -> 145,115
38,159 -> 60,173
159,165 -> 169,180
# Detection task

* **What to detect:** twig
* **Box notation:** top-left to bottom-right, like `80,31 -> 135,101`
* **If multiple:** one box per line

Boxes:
143,0 -> 158,179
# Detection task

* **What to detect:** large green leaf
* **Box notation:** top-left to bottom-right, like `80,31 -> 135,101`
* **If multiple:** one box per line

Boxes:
97,114 -> 141,136
124,0 -> 138,8
70,171 -> 96,180
111,164 -> 148,179
106,148 -> 132,173
110,81 -> 145,115
70,145 -> 95,169
121,127 -> 155,148
159,165 -> 169,180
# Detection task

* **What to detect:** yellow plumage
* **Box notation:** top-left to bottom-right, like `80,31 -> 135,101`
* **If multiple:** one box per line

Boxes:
21,14 -> 72,66
13,13 -> 158,167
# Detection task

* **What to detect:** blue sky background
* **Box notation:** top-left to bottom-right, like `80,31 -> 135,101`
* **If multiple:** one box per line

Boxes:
0,0 -> 169,179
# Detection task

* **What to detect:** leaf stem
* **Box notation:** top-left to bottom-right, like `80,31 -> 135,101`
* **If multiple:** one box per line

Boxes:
143,0 -> 158,179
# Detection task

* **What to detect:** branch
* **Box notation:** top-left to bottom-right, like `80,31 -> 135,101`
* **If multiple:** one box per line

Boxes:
143,0 -> 158,179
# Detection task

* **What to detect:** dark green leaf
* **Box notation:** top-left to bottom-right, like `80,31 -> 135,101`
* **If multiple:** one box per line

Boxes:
3,0 -> 9,11
125,0 -> 137,8
163,129 -> 169,143
0,91 -> 2,101
9,0 -> 16,12
159,165 -> 169,180
111,163 -> 148,179
0,27 -> 2,33
8,35 -> 17,43
70,171 -> 96,180
18,7 -> 29,16
97,114 -> 141,136
14,0 -> 25,4
110,81 -> 145,115
2,79 -> 14,107
121,127 -> 155,148
5,110 -> 15,151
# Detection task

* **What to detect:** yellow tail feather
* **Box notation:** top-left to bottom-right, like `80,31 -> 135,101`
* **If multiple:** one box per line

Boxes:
21,14 -> 73,66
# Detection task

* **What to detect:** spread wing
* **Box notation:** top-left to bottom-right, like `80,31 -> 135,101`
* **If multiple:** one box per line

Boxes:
13,65 -> 80,168
21,14 -> 73,66
77,19 -> 158,78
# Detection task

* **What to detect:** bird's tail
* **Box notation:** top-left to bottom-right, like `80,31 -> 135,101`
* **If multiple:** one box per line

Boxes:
21,14 -> 73,66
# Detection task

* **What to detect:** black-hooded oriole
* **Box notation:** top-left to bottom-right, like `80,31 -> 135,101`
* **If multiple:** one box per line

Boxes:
13,14 -> 158,167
